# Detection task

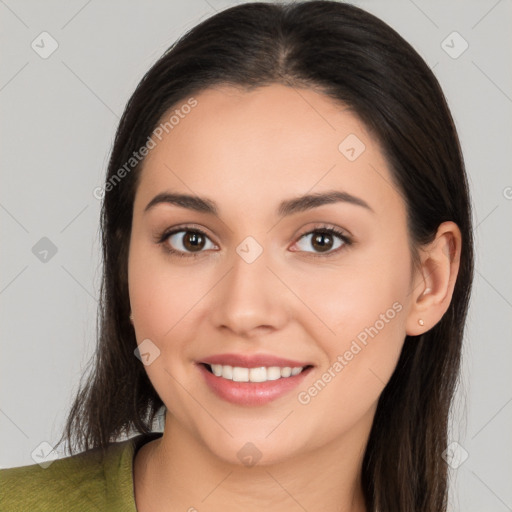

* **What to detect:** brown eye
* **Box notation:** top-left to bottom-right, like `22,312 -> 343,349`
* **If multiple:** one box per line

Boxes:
311,232 -> 335,252
294,227 -> 349,256
182,231 -> 206,251
164,229 -> 216,255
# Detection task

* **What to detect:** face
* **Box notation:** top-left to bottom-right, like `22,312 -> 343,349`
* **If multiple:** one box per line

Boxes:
128,84 -> 417,466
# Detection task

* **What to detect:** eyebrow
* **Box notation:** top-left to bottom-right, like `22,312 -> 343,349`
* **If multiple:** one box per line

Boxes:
144,190 -> 374,217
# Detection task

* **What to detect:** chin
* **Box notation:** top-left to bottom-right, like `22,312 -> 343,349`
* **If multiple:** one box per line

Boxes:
199,428 -> 306,468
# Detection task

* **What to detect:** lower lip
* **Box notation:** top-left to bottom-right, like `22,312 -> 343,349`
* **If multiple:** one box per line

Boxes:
197,364 -> 313,406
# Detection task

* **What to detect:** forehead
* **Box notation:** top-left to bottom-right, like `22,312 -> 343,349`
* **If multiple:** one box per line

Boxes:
134,84 -> 403,218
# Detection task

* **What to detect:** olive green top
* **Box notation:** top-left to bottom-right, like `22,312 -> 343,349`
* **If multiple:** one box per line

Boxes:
0,432 -> 163,511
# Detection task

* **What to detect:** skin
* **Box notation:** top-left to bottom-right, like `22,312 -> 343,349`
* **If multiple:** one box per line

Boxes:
128,83 -> 461,512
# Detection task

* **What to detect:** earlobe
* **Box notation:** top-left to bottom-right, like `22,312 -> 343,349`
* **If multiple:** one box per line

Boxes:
405,221 -> 462,336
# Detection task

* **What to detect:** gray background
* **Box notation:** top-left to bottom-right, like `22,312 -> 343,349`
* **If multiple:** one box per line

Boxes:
1,1 -> 511,510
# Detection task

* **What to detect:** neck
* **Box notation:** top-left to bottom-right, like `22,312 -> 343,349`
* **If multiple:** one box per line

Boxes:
134,412 -> 371,512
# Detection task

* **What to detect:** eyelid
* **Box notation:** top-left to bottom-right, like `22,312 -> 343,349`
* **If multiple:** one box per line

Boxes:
290,223 -> 352,257
156,223 -> 216,244
156,222 -> 353,258
294,222 -> 352,241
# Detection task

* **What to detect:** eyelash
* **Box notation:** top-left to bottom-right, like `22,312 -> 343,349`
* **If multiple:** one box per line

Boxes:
156,224 -> 353,259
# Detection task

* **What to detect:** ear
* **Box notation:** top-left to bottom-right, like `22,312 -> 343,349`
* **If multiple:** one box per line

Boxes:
405,221 -> 462,336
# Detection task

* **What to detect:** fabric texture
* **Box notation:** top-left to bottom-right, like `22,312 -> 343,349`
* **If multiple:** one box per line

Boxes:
0,431 -> 163,511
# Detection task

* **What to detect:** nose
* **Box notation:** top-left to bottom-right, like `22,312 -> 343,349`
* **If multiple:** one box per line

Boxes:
210,247 -> 290,338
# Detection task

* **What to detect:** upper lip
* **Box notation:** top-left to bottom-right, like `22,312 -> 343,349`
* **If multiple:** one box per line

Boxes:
200,353 -> 313,368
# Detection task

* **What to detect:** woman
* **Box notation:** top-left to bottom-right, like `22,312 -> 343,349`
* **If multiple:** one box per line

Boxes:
0,1 -> 473,511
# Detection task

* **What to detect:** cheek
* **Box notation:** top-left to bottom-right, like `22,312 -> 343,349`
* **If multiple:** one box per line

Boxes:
127,244 -> 203,410
128,240 -> 209,340
290,246 -> 411,344
292,243 -> 411,409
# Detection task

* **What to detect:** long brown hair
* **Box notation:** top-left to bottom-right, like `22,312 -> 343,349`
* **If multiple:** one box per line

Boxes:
56,2 -> 474,511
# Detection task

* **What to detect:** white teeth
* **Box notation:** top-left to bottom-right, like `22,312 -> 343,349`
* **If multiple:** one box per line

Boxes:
281,367 -> 292,378
232,367 -> 249,382
207,364 -> 305,382
249,367 -> 266,382
211,364 -> 223,377
266,367 -> 281,381
222,365 -> 233,380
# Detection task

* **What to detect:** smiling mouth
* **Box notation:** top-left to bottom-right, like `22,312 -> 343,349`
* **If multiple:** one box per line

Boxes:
201,363 -> 313,383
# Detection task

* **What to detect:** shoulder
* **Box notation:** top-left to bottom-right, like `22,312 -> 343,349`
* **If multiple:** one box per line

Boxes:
0,432 -> 161,512
0,444 -> 110,511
